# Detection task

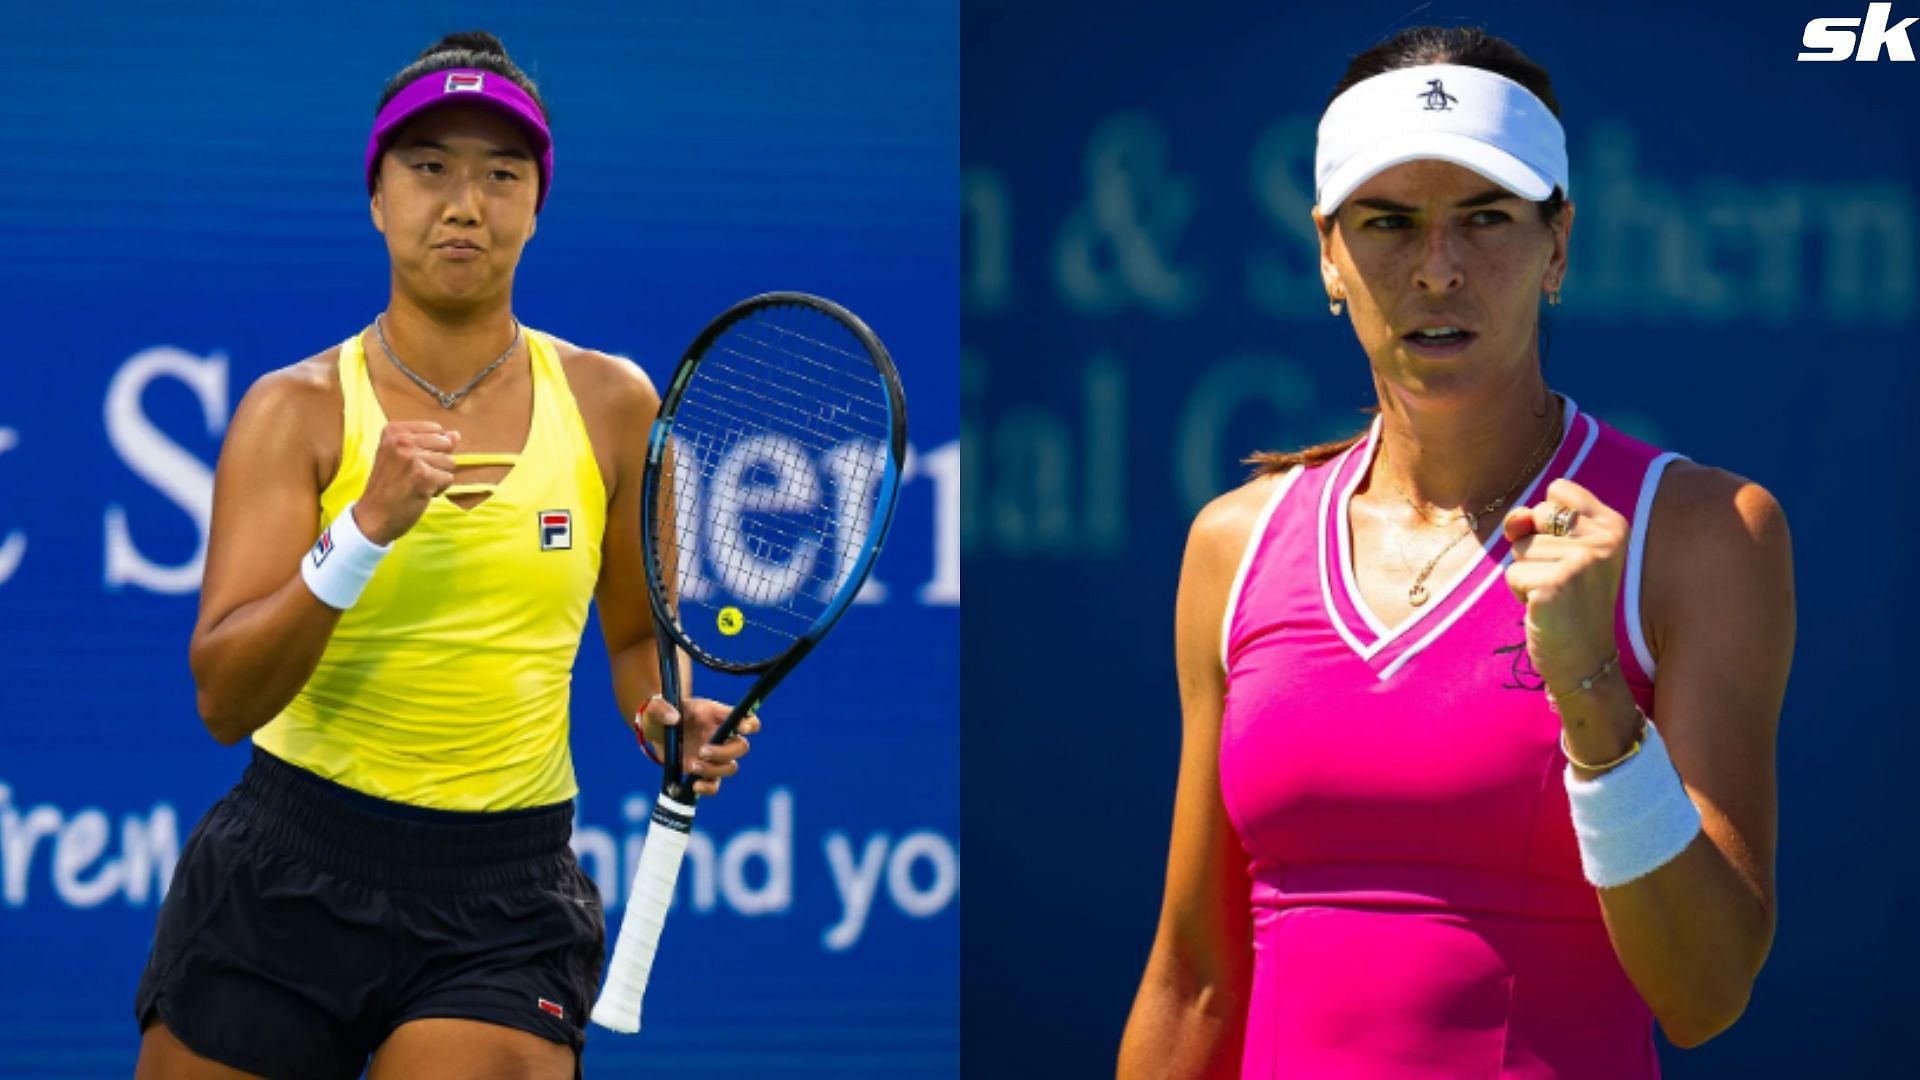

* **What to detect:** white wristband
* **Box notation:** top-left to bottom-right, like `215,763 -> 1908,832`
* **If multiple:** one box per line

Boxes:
1564,717 -> 1703,889
299,500 -> 391,610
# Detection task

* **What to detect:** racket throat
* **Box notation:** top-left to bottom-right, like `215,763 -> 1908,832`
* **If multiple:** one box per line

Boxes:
661,776 -> 703,809
660,720 -> 697,805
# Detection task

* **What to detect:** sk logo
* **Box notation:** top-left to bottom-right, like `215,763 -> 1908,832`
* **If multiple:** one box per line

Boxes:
1419,78 -> 1458,111
1800,4 -> 1917,60
538,510 -> 572,551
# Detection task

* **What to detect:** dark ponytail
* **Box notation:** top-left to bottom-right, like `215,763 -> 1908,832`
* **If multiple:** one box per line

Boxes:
377,30 -> 548,121
1326,26 -> 1561,115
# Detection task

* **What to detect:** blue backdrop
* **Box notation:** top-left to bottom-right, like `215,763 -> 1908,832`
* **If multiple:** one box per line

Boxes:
962,1 -> 1915,1075
0,2 -> 956,1077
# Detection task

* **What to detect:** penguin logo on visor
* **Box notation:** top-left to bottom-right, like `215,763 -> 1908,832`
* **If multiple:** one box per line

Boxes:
1419,79 -> 1458,111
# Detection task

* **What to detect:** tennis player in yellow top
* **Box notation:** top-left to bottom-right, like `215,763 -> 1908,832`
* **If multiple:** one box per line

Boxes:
132,32 -> 754,1080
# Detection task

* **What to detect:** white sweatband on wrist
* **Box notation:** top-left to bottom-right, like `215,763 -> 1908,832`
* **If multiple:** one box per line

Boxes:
299,500 -> 391,610
1564,717 -> 1703,889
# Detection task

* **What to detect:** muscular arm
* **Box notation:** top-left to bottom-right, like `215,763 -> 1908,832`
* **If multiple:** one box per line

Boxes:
187,367 -> 342,744
582,351 -> 679,736
1594,465 -> 1791,1047
1118,477 -> 1279,1078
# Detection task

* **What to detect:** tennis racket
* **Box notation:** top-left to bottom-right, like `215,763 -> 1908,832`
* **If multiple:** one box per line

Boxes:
589,292 -> 908,1034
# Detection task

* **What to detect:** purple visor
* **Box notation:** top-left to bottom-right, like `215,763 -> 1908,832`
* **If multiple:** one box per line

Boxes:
365,67 -> 553,211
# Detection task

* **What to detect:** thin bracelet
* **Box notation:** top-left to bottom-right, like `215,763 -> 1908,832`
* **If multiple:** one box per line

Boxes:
634,720 -> 666,766
634,696 -> 667,766
1544,650 -> 1620,715
1561,707 -> 1649,771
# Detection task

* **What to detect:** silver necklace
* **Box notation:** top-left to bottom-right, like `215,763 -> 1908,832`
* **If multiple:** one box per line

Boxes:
374,314 -> 522,409
1378,406 -> 1563,607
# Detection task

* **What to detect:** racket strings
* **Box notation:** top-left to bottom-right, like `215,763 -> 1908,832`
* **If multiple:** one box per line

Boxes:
651,305 -> 891,665
659,437 -> 879,643
748,318 -> 874,364
681,362 -> 884,445
702,340 -> 887,420
724,331 -> 889,411
672,432 -> 866,583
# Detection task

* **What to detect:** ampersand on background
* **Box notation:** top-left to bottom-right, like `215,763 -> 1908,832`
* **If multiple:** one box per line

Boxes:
1054,114 -> 1204,316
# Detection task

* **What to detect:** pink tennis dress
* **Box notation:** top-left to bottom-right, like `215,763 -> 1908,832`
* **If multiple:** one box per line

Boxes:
1220,396 -> 1684,1078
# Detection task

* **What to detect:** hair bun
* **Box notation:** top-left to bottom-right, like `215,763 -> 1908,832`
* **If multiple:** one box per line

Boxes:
419,30 -> 509,61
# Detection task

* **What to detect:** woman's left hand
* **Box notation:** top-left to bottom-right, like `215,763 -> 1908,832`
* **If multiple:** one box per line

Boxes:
634,696 -> 762,797
1502,477 -> 1631,691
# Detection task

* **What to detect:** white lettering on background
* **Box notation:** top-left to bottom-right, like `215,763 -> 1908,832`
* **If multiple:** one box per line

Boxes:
0,428 -> 24,586
0,784 -> 180,908
103,347 -> 227,593
568,788 -> 958,951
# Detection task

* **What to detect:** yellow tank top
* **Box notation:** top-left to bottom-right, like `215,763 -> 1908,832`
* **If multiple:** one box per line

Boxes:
252,328 -> 607,810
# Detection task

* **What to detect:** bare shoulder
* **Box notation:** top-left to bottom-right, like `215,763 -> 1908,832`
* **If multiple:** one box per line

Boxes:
541,333 -> 660,418
1648,460 -> 1791,562
243,345 -> 341,408
226,345 -> 344,488
1186,467 -> 1298,578
1642,460 -> 1794,653
1173,468 -> 1297,684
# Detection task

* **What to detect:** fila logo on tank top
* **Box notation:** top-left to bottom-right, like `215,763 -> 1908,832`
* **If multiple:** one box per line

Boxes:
539,509 -> 573,551
1217,396 -> 1686,1073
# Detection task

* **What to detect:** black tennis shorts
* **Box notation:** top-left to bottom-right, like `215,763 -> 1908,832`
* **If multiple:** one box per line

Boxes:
134,746 -> 605,1080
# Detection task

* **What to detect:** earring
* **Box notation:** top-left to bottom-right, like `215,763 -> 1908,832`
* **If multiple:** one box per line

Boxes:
1547,285 -> 1562,306
1329,297 -> 1344,316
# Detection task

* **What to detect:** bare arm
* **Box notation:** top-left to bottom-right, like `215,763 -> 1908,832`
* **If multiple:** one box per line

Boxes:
585,351 -> 742,795
591,352 -> 672,730
1592,467 -> 1790,1047
188,362 -> 459,744
1118,478 -> 1279,1078
187,367 -> 342,743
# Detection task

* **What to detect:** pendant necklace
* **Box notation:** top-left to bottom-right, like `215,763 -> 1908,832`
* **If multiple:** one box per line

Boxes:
1380,406 -> 1563,607
374,314 -> 522,409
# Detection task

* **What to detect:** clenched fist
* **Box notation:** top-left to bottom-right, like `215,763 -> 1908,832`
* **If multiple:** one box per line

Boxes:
352,421 -> 462,545
1502,477 -> 1630,692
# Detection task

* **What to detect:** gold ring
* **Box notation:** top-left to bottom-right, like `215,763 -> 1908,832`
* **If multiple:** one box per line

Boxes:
1549,504 -> 1576,537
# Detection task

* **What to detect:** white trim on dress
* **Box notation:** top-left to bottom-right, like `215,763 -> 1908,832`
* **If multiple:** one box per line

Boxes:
1625,451 -> 1687,681
1322,395 -> 1583,667
1219,466 -> 1305,673
1376,412 -> 1601,681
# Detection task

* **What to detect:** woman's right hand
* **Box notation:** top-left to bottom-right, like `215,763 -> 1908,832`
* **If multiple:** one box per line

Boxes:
354,421 -> 461,544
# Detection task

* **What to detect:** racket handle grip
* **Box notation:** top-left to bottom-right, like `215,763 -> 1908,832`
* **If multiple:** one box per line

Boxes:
590,793 -> 696,1033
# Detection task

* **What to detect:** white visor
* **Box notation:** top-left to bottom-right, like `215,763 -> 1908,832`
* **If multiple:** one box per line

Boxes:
1314,63 -> 1568,216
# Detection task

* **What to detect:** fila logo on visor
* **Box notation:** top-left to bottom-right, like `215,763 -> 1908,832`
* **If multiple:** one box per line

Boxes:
1419,78 -> 1459,111
1799,4 -> 1917,60
445,72 -> 486,93
539,510 -> 572,551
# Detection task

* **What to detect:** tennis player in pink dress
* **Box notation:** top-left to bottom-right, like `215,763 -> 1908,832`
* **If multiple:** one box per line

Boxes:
1120,27 -> 1791,1079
